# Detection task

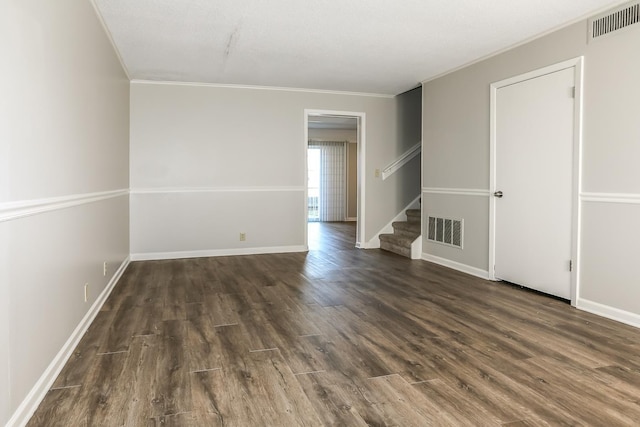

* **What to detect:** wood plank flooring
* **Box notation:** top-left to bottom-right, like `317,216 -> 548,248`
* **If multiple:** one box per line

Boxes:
29,222 -> 640,426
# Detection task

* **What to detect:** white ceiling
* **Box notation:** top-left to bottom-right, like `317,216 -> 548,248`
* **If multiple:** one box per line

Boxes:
94,0 -> 623,95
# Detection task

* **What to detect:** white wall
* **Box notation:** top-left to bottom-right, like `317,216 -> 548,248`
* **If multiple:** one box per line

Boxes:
130,82 -> 421,257
0,1 -> 130,425
422,19 -> 640,324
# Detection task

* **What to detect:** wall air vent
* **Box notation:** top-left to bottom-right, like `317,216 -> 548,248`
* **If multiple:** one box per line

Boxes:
427,216 -> 463,249
589,1 -> 639,42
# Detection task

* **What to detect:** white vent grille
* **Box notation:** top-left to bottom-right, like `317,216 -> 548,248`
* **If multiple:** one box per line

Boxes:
427,216 -> 463,249
589,2 -> 640,42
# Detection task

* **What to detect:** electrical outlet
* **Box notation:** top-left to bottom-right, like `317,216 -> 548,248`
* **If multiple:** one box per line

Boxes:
84,283 -> 89,303
239,232 -> 246,241
375,168 -> 380,178
103,261 -> 107,277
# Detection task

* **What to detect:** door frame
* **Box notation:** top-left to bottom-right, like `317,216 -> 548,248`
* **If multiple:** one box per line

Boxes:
488,57 -> 584,305
304,109 -> 366,248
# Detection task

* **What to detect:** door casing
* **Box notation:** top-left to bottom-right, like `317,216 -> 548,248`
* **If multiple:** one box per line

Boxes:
488,57 -> 584,306
304,109 -> 366,248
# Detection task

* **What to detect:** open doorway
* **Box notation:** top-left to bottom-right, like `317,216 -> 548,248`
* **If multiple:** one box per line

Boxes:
304,110 -> 365,250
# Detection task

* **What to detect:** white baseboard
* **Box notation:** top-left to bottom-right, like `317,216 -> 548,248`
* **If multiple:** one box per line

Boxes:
421,253 -> 490,280
7,257 -> 130,427
345,217 -> 357,222
365,195 -> 421,249
357,241 -> 378,249
131,245 -> 308,261
576,298 -> 640,329
364,238 -> 381,249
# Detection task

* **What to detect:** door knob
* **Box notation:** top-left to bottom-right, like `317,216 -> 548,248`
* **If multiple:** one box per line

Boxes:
494,191 -> 503,198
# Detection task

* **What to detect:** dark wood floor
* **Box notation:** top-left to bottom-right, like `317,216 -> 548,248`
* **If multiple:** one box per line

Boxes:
29,222 -> 640,426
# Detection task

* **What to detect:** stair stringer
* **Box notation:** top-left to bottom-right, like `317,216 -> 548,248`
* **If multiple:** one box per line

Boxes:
410,235 -> 422,260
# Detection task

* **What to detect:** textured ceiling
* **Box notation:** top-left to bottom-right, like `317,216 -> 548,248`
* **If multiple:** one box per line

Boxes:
94,0 -> 623,95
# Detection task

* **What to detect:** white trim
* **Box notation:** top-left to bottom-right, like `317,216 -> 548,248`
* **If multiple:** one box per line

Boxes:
489,69 -> 510,276
420,1 -> 629,85
359,240 -> 380,249
304,109 -> 366,248
7,257 -> 130,427
577,298 -> 640,329
131,245 -> 307,261
89,1 -> 131,80
0,189 -> 129,223
345,217 -> 357,222
573,60 -> 586,306
410,236 -> 423,260
422,187 -> 490,197
488,57 -> 584,307
382,142 -> 421,180
581,192 -> 640,204
420,86 -> 425,259
131,186 -> 304,195
490,57 -> 583,89
421,253 -> 490,280
132,80 -> 394,98
363,195 -> 421,249
304,113 -> 310,247
358,114 -> 366,247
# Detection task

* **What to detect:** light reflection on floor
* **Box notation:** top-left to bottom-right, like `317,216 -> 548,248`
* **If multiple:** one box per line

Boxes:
307,221 -> 356,252
307,221 -> 321,250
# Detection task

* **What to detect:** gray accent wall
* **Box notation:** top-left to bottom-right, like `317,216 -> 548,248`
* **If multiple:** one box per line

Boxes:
1,1 -> 130,425
392,87 -> 422,212
422,20 -> 640,321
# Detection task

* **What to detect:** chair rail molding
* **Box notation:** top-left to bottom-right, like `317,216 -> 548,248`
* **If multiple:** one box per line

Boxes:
0,189 -> 129,223
130,186 -> 305,195
382,142 -> 421,180
422,187 -> 490,197
580,191 -> 640,204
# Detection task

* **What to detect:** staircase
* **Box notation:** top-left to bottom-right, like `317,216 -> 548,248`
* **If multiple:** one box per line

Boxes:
379,209 -> 421,258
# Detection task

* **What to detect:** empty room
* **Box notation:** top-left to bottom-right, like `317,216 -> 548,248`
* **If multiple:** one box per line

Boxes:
2,0 -> 640,425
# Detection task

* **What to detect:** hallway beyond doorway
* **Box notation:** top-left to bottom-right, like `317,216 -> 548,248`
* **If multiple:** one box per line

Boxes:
308,221 -> 356,252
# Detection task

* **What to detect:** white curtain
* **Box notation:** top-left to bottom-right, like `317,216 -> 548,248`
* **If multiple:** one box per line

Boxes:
309,141 -> 346,222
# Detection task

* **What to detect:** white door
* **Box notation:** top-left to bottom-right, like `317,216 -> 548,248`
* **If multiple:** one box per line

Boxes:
494,67 -> 575,299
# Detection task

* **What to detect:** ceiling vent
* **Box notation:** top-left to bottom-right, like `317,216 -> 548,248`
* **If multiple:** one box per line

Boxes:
588,1 -> 639,42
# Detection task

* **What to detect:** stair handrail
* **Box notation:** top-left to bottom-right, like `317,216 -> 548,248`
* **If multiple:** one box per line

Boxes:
382,141 -> 421,180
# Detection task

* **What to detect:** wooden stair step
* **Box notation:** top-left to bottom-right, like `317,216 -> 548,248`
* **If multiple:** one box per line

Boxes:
379,208 -> 421,259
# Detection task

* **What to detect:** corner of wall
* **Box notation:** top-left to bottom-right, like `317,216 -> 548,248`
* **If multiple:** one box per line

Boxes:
6,258 -> 130,427
576,298 -> 640,330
